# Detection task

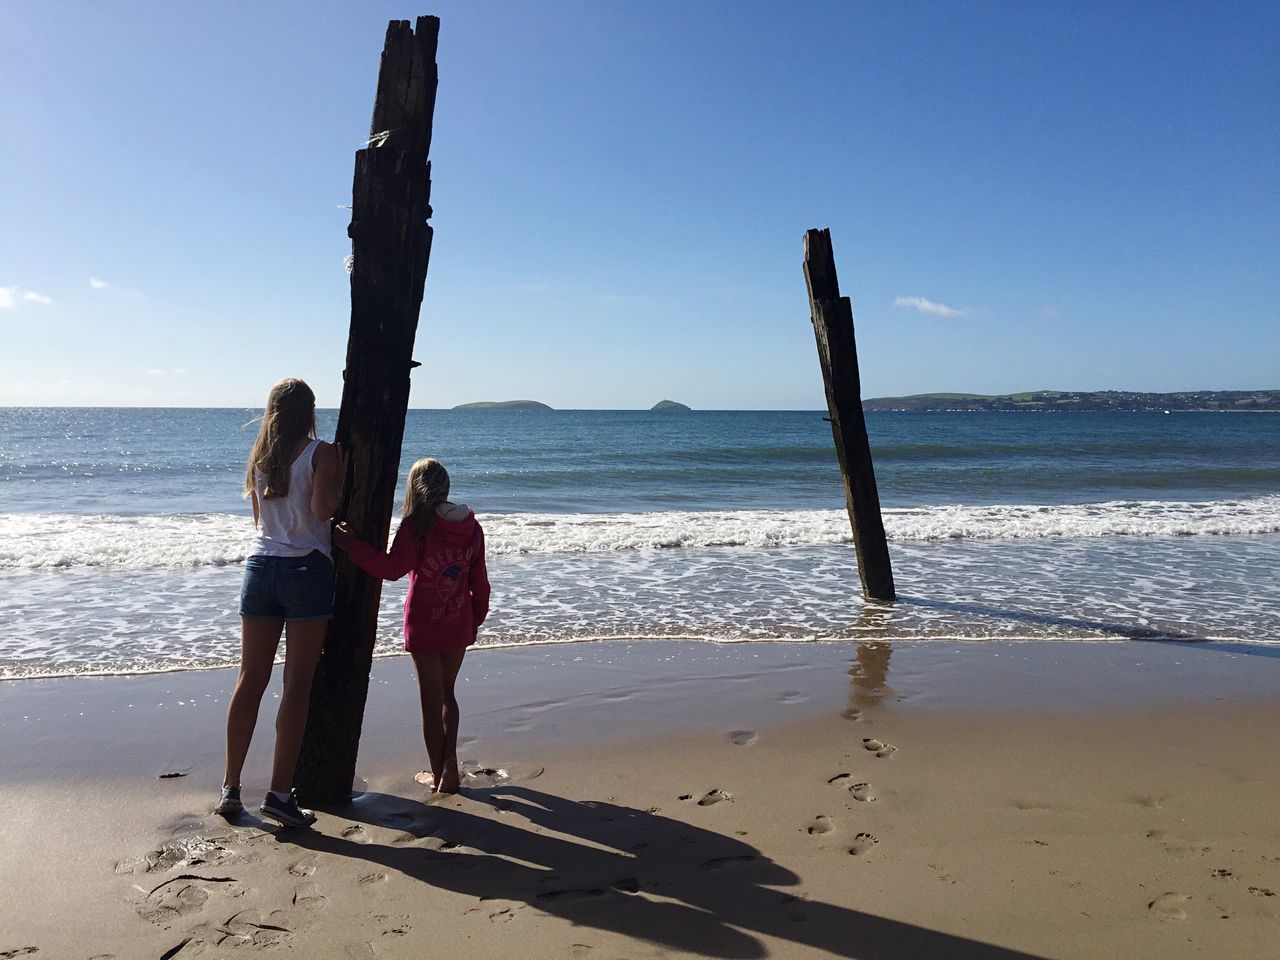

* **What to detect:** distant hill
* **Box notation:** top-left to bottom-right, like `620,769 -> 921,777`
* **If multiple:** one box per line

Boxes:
651,400 -> 692,412
861,390 -> 1280,413
453,400 -> 553,411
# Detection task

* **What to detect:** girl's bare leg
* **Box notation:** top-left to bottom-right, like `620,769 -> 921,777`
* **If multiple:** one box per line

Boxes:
438,647 -> 467,793
268,618 -> 326,794
411,652 -> 446,789
224,617 -> 284,788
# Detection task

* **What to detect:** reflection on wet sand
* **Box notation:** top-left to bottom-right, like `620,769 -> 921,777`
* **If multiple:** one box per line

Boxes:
845,634 -> 893,721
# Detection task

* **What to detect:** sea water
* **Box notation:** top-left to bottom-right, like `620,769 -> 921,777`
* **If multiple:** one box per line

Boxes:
1,408 -> 1277,678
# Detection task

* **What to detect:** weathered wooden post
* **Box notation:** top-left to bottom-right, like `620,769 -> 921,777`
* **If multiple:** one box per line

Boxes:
296,16 -> 439,804
803,228 -> 896,602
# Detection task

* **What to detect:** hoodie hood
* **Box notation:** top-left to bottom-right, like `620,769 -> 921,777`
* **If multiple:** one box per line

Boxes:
433,503 -> 477,545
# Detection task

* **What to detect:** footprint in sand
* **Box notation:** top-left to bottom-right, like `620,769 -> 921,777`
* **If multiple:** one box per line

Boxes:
1148,892 -> 1190,920
287,857 -> 318,877
293,882 -> 327,911
1249,886 -> 1276,897
807,815 -> 833,835
125,835 -> 237,875
369,809 -> 424,832
848,833 -> 879,857
827,773 -> 853,785
849,782 -> 876,802
862,738 -> 896,759
1211,868 -> 1235,879
359,872 -> 389,886
460,762 -> 545,788
342,825 -> 370,844
220,909 -> 293,947
783,895 -> 809,922
136,875 -> 239,925
728,730 -> 758,746
0,950 -> 39,959
697,789 -> 733,806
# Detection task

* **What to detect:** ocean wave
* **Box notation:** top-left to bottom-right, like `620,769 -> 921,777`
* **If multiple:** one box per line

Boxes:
2,495 -> 1278,570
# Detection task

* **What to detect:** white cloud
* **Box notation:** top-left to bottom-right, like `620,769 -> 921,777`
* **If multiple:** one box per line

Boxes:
894,296 -> 967,318
147,367 -> 189,377
1,286 -> 54,308
89,276 -> 147,300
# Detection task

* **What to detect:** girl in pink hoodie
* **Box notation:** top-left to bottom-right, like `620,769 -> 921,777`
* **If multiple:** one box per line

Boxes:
334,458 -> 490,794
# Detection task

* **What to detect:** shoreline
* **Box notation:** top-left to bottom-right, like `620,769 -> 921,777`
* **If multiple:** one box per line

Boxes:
7,632 -> 1279,684
3,639 -> 1279,958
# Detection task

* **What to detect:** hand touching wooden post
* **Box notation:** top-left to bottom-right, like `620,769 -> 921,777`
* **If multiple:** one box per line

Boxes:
803,228 -> 896,603
296,17 -> 440,804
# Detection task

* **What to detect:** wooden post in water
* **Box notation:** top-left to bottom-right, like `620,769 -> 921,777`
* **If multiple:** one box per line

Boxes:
803,228 -> 896,602
296,16 -> 439,805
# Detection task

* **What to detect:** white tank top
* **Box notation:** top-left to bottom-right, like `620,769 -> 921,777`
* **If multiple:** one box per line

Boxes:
251,438 -> 333,559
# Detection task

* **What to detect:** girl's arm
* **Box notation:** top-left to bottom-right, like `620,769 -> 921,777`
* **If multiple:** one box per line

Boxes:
310,441 -> 347,522
251,489 -> 261,529
470,527 -> 491,627
334,520 -> 419,581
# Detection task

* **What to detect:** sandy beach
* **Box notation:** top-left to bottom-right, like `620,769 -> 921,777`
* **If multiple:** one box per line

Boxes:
2,639 -> 1278,959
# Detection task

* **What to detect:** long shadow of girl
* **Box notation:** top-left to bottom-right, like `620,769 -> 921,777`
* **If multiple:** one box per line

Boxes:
289,786 -> 1046,960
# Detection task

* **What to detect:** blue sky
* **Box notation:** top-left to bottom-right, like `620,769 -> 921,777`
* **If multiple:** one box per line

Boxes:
2,1 -> 1276,408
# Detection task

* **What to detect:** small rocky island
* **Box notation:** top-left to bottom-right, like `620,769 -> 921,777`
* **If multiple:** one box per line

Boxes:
453,400 -> 553,411
651,400 -> 692,412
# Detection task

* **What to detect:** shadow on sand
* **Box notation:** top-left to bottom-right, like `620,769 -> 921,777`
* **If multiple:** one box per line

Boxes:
870,595 -> 1274,660
287,786 -> 1047,960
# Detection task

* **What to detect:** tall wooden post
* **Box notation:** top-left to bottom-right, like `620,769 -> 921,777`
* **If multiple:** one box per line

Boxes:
803,228 -> 896,602
296,16 -> 439,805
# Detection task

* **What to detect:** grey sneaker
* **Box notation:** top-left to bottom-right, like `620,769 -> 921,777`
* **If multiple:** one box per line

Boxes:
214,785 -> 243,815
260,790 -> 317,828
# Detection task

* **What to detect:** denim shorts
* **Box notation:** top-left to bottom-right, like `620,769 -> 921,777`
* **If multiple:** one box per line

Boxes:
239,551 -> 334,622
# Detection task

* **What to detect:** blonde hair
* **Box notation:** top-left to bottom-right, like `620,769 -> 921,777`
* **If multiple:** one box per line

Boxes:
244,378 -> 317,500
403,457 -> 451,537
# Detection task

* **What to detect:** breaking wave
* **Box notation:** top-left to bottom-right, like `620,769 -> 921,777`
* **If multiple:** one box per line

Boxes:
3,494 -> 1277,570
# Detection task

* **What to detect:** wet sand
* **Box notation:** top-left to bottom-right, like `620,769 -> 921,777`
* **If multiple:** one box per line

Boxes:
2,639 -> 1279,959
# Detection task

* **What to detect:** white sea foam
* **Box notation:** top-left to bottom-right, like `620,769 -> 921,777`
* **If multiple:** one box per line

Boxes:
4,535 -> 1280,680
1,495 -> 1278,571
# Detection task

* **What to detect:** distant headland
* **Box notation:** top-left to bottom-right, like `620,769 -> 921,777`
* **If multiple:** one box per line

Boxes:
452,400 -> 553,411
650,400 -> 692,412
861,390 -> 1280,413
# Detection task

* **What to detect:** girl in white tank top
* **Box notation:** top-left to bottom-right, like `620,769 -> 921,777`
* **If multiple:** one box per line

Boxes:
218,378 -> 346,828
251,438 -> 334,559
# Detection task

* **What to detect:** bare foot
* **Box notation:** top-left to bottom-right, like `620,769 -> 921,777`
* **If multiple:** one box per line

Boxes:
414,769 -> 438,791
438,759 -> 461,794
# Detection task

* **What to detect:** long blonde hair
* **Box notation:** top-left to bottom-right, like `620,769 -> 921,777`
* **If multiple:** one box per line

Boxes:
403,458 -> 451,537
244,378 -> 317,500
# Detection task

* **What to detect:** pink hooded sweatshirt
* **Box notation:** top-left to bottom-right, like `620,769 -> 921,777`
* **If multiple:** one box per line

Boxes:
342,504 -> 490,654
